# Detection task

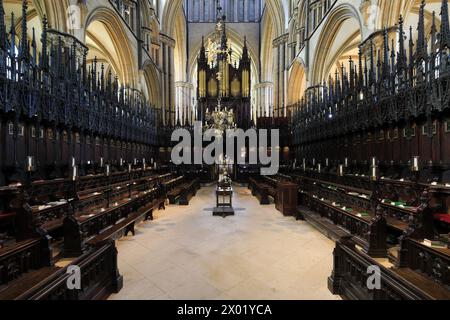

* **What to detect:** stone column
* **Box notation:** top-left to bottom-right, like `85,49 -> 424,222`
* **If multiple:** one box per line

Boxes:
244,0 -> 248,22
175,82 -> 194,125
273,34 -> 289,117
160,35 -> 176,127
282,40 -> 288,117
255,0 -> 260,21
161,43 -> 167,125
272,42 -> 279,116
169,46 -> 175,126
211,0 -> 215,22
200,0 -> 204,22
223,0 -> 227,21
189,0 -> 194,21
255,82 -> 274,120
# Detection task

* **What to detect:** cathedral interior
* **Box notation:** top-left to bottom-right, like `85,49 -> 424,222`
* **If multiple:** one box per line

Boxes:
0,0 -> 449,301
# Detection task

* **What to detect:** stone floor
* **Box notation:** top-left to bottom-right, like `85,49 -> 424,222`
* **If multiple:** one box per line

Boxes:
109,186 -> 340,300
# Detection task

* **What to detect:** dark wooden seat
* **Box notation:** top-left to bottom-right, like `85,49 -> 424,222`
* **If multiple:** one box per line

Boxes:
248,178 -> 270,205
168,187 -> 184,204
391,268 -> 450,300
179,179 -> 200,206
86,198 -> 163,247
87,215 -> 139,247
0,266 -> 61,300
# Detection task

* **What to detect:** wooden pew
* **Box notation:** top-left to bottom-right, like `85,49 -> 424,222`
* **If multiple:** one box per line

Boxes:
179,179 -> 200,206
397,238 -> 450,288
22,173 -> 169,238
86,196 -> 164,247
248,178 -> 270,205
163,175 -> 202,205
292,171 -> 433,236
63,185 -> 164,257
164,176 -> 185,204
11,241 -> 122,300
329,236 -> 450,300
261,176 -> 278,201
0,170 -> 171,299
249,175 -> 299,216
0,237 -> 53,299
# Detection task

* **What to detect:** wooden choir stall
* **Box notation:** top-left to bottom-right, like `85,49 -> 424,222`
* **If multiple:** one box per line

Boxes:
286,0 -> 450,300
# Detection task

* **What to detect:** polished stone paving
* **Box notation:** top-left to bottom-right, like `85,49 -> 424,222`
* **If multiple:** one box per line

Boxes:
109,186 -> 340,300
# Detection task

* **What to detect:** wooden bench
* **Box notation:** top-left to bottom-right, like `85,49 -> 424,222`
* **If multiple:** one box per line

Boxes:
261,176 -> 278,201
164,176 -> 185,204
329,237 -> 450,300
392,267 -> 450,300
0,266 -> 60,300
64,187 -> 164,257
0,237 -> 53,299
16,241 -> 122,300
86,197 -> 164,247
248,178 -> 270,205
168,186 -> 184,204
179,179 -> 200,206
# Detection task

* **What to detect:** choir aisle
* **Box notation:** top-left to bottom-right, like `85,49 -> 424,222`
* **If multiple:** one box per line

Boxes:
109,186 -> 340,300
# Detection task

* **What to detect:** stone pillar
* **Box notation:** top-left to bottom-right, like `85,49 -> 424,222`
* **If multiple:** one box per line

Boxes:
169,46 -> 175,126
211,0 -> 215,21
255,82 -> 274,120
283,41 -> 288,117
255,0 -> 260,21
223,0 -> 227,21
272,43 -> 279,116
175,82 -> 194,125
234,0 -> 238,22
200,0 -> 204,22
273,34 -> 289,117
244,0 -> 248,22
160,35 -> 176,127
280,42 -> 285,116
161,43 -> 167,125
189,0 -> 194,20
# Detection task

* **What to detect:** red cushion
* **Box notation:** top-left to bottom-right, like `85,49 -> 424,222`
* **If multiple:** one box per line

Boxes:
434,214 -> 450,224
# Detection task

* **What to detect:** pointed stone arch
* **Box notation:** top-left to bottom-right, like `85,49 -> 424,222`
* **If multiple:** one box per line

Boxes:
310,3 -> 363,84
288,58 -> 307,105
33,0 -> 70,32
142,59 -> 162,107
84,6 -> 138,87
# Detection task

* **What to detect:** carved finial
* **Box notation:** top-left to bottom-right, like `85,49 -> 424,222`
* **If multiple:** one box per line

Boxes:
40,15 -> 48,68
20,0 -> 28,60
10,12 -> 15,57
0,0 -> 6,50
383,28 -> 390,79
440,0 -> 450,50
101,63 -> 105,91
358,46 -> 363,87
31,27 -> 36,66
416,0 -> 426,60
430,11 -> 438,52
369,39 -> 375,84
397,15 -> 406,71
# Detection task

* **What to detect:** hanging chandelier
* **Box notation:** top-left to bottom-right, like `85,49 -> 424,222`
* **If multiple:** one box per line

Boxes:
204,98 -> 236,133
204,1 -> 235,133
